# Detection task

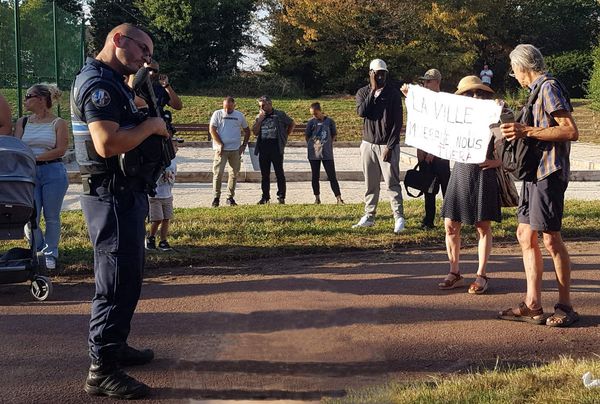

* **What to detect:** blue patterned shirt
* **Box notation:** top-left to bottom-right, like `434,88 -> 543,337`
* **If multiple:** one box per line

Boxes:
529,74 -> 573,181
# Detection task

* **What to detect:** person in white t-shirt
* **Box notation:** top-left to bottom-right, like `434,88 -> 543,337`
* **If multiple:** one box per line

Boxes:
480,64 -> 493,86
209,96 -> 251,207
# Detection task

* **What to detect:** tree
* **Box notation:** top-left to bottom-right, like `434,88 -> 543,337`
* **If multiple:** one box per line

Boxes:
135,0 -> 257,86
88,0 -> 146,54
263,0 -> 483,93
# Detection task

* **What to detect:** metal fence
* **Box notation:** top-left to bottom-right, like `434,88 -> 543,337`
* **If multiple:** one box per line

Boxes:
0,0 -> 85,117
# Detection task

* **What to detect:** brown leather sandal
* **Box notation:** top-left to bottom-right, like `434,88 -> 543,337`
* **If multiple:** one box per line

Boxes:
497,302 -> 546,324
438,272 -> 464,290
468,275 -> 489,295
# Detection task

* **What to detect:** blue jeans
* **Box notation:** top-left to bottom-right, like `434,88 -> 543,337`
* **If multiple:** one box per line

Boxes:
28,162 -> 68,259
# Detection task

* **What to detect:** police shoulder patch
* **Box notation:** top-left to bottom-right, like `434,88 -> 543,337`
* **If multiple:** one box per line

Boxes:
91,88 -> 111,108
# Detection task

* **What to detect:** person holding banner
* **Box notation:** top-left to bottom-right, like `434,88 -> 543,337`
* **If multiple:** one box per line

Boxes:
438,76 -> 502,294
353,58 -> 405,233
498,44 -> 579,327
401,69 -> 451,229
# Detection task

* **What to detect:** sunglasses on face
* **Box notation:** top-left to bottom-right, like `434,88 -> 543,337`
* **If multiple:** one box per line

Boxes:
122,34 -> 152,59
25,93 -> 39,100
463,90 -> 486,98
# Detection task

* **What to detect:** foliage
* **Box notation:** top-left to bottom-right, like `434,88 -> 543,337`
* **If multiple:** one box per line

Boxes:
0,0 -> 83,89
190,73 -> 303,98
474,0 -> 600,91
135,0 -> 256,86
587,47 -> 600,110
545,50 -> 594,98
87,0 -> 147,54
263,0 -> 483,94
264,0 -> 600,94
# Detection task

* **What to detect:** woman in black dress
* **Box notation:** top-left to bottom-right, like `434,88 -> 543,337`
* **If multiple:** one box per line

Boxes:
438,76 -> 502,294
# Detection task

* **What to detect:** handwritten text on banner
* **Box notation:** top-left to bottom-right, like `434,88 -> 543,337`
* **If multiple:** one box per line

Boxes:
405,85 -> 502,164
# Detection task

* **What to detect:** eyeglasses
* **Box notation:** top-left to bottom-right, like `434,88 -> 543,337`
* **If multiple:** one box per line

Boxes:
121,34 -> 152,59
463,90 -> 486,98
25,93 -> 39,100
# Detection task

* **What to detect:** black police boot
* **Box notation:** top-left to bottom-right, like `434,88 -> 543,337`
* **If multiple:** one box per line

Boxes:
118,345 -> 155,367
84,360 -> 150,399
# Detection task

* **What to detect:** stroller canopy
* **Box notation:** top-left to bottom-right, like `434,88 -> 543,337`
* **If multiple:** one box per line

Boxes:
0,135 -> 36,207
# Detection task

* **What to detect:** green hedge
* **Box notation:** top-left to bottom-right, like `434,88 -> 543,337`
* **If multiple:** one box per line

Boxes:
588,47 -> 600,109
545,50 -> 593,99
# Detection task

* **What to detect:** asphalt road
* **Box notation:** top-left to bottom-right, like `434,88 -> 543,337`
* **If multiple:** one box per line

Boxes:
1,242 -> 599,403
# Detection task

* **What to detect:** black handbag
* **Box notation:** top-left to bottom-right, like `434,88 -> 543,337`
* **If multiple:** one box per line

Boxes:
404,162 -> 439,198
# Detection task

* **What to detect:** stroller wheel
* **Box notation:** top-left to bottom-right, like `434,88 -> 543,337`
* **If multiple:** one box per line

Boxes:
30,276 -> 53,301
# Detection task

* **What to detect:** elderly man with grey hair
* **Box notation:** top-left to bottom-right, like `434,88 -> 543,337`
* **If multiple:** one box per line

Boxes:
498,44 -> 579,327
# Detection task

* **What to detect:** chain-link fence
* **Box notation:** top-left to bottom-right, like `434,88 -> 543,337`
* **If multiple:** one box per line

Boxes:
0,0 -> 84,118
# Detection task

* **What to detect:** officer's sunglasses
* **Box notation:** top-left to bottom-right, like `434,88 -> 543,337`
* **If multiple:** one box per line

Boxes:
121,35 -> 151,58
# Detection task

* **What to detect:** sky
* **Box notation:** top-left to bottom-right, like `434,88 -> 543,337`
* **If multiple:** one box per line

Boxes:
239,7 -> 271,71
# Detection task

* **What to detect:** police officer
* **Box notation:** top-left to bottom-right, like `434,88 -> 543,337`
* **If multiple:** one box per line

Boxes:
71,23 -> 169,399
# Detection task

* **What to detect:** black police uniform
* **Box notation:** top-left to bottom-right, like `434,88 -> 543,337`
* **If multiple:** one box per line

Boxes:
71,57 -> 149,366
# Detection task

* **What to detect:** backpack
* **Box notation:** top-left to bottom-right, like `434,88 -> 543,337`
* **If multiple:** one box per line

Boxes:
499,77 -> 570,181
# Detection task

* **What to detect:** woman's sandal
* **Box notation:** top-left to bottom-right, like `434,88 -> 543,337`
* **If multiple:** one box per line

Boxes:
468,275 -> 489,295
546,303 -> 579,327
438,272 -> 464,290
497,301 -> 546,324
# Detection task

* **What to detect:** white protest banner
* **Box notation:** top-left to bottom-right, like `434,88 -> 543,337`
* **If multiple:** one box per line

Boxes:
405,85 -> 502,164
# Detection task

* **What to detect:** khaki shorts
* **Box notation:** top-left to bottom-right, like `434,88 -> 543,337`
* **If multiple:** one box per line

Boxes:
148,196 -> 174,221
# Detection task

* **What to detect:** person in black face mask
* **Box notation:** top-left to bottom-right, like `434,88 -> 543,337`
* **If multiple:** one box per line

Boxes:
354,58 -> 405,234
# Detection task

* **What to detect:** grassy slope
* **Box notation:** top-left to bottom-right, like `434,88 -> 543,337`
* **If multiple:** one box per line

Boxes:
2,88 -> 598,143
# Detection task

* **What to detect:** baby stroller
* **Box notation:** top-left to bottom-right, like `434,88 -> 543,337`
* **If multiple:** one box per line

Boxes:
0,135 -> 52,301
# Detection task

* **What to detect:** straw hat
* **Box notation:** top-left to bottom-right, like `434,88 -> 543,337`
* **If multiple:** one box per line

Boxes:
455,75 -> 494,95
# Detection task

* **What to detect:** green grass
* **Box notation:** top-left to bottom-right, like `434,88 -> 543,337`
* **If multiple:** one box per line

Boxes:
171,94 -> 365,141
324,356 -> 600,403
3,88 -> 598,143
3,200 -> 600,276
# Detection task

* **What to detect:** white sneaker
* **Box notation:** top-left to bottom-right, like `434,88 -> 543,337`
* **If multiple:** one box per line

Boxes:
394,217 -> 406,234
352,215 -> 375,228
45,256 -> 56,270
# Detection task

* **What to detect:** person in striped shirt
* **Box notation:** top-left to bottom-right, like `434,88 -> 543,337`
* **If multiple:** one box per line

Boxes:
498,44 -> 579,327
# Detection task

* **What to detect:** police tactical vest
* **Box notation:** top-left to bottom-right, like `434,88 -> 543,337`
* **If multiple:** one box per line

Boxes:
70,58 -> 141,177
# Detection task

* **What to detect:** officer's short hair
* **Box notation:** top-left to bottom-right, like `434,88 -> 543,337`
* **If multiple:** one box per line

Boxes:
105,23 -> 153,46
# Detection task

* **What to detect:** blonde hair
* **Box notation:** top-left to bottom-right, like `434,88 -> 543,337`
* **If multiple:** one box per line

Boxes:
28,83 -> 61,109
